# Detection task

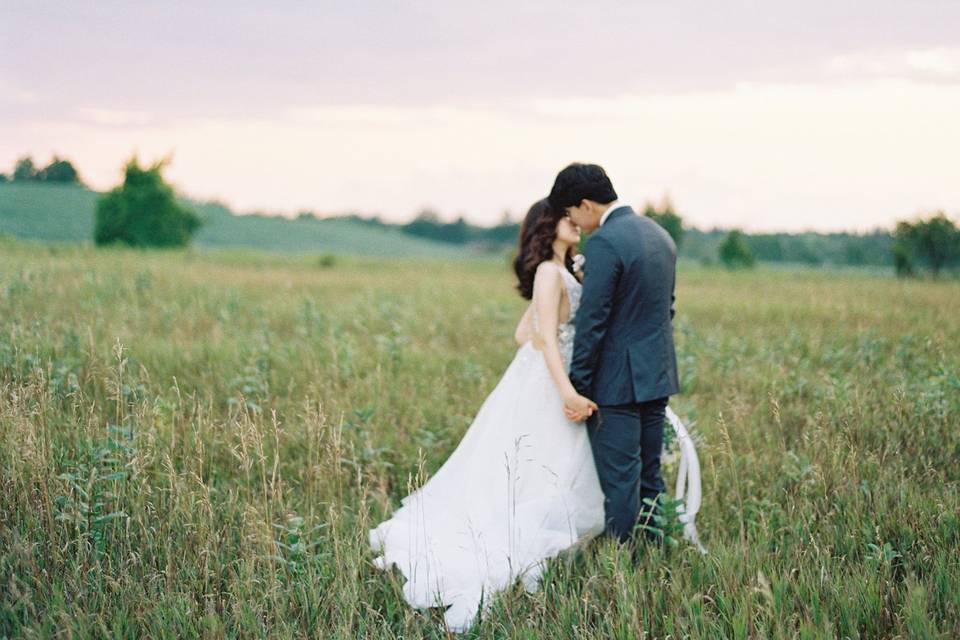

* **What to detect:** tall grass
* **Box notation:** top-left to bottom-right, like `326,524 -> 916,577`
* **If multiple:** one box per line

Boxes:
1,239 -> 958,638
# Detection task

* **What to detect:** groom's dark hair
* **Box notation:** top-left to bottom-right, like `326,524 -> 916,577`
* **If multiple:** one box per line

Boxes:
548,163 -> 618,210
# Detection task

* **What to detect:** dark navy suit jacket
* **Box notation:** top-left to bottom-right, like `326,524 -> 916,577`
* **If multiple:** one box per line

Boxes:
569,206 -> 680,405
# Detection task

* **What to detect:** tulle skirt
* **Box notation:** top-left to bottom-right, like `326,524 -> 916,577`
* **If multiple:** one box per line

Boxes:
369,341 -> 606,631
368,341 -> 705,632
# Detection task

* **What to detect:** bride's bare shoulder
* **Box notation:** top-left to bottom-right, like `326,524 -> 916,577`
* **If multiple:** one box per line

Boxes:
532,261 -> 563,287
534,260 -> 563,276
532,261 -> 567,303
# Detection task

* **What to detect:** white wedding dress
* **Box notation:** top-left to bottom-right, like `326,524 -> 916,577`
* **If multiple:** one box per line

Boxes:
369,263 -> 704,632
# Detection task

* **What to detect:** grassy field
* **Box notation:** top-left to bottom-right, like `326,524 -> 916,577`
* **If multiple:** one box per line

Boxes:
0,183 -> 463,257
1,237 -> 958,638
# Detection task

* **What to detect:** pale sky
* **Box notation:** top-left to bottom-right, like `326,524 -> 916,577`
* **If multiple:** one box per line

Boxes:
2,1 -> 960,231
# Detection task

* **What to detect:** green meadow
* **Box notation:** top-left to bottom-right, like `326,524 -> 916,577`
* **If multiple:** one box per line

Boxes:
1,238 -> 958,638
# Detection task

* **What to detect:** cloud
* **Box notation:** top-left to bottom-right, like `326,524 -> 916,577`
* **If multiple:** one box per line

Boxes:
827,47 -> 960,81
75,107 -> 156,126
0,77 -> 38,104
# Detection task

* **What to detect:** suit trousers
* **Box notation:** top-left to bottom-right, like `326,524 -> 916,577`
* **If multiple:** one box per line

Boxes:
585,396 -> 668,543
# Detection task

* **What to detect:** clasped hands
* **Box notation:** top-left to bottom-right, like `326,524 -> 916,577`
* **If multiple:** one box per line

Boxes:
563,391 -> 598,423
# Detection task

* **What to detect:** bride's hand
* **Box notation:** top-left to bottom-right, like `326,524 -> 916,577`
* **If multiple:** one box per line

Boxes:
563,392 -> 598,422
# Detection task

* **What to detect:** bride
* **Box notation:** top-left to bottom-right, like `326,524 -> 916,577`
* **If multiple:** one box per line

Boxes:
368,199 -> 702,632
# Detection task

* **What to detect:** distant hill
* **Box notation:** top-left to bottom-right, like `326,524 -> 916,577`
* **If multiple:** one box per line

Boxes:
0,183 -> 99,243
0,183 -> 465,258
1,182 -> 896,267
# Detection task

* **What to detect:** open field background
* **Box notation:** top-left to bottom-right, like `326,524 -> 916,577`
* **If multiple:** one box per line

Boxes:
1,238 -> 958,638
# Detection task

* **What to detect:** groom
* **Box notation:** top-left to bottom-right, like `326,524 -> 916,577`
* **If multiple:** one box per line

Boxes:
549,163 -> 680,546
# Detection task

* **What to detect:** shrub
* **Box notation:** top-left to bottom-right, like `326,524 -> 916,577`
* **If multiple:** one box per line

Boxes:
643,196 -> 685,247
719,229 -> 756,269
94,157 -> 201,248
892,212 -> 960,278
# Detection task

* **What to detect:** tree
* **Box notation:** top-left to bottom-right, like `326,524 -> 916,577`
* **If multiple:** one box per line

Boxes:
795,242 -> 823,266
13,156 -> 37,181
891,235 -> 914,277
719,229 -> 756,269
0,173 -> 7,184
844,240 -> 867,266
892,212 -> 960,278
746,235 -> 784,262
402,208 -> 479,244
36,156 -> 81,184
482,218 -> 521,245
94,157 -> 201,248
642,195 -> 685,247
7,155 -> 81,184
446,216 -> 470,244
413,207 -> 440,223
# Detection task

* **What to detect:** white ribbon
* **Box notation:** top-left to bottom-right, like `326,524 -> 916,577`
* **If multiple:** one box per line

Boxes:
666,406 -> 707,554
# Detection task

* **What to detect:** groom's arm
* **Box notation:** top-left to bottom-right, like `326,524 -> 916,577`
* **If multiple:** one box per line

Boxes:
670,251 -> 677,320
569,235 -> 621,397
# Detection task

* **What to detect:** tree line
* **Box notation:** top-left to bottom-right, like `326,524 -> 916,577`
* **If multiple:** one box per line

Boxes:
395,197 -> 952,276
5,154 -> 958,275
697,218 -> 957,277
1,155 -> 82,185
390,196 -> 958,277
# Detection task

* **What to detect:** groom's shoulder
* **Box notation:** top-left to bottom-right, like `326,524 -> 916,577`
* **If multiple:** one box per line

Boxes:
610,210 -> 675,247
587,226 -> 618,250
593,209 -> 640,245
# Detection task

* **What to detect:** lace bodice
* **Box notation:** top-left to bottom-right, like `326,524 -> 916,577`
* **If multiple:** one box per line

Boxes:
531,263 -> 582,367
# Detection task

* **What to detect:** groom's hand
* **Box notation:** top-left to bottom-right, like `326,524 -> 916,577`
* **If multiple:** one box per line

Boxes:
563,393 -> 598,422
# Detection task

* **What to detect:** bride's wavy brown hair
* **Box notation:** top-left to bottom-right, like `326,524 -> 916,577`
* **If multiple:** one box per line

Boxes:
513,198 -> 579,300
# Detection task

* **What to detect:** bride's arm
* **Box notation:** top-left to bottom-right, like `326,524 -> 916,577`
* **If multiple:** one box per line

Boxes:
532,263 -> 587,406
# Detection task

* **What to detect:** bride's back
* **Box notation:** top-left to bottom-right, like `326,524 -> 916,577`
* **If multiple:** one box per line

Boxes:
515,261 -> 580,346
